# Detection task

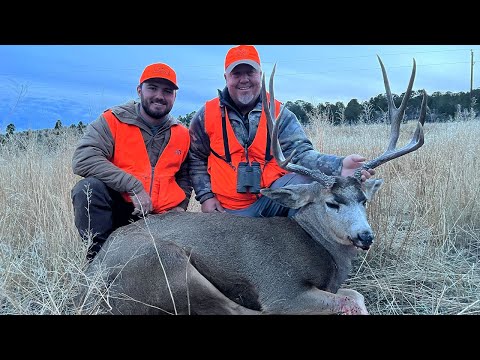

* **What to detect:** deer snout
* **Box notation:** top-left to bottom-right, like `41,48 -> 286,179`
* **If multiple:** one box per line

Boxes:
351,231 -> 374,250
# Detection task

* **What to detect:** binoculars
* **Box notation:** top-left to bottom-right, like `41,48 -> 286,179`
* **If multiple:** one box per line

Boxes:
236,161 -> 261,194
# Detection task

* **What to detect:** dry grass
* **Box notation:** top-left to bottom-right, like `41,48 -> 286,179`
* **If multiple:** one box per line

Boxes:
1,117 -> 479,315
305,115 -> 480,315
0,130 -> 86,314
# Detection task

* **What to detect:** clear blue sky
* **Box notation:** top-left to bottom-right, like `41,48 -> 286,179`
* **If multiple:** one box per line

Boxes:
1,45 -> 478,132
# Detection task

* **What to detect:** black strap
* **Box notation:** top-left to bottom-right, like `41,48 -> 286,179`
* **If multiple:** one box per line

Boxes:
215,104 -> 274,165
221,106 -> 232,164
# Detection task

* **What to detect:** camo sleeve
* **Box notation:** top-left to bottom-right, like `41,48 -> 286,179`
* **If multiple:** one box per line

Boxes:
188,106 -> 215,204
278,107 -> 344,175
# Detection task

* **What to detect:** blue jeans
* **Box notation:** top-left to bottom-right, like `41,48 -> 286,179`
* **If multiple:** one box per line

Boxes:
225,173 -> 313,218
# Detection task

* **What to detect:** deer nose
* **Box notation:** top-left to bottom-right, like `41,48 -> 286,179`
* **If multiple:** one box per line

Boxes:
356,231 -> 374,250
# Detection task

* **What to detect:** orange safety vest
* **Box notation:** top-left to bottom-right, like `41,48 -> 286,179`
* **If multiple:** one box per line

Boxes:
204,97 -> 288,210
103,110 -> 190,213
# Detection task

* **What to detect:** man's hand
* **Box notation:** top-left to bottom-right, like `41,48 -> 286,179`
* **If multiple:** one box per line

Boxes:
168,206 -> 186,212
201,197 -> 225,213
130,189 -> 153,216
341,154 -> 375,182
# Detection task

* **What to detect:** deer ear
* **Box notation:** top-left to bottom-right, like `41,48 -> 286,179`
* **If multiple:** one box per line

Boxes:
363,179 -> 384,201
261,183 -> 320,209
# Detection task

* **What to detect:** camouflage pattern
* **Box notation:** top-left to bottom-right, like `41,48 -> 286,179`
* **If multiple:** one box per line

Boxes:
72,100 -> 192,209
189,88 -> 344,204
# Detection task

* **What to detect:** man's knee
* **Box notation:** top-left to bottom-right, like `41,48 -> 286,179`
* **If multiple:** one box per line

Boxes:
71,178 -> 108,204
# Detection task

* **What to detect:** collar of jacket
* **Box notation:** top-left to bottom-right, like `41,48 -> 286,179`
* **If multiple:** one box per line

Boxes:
109,100 -> 180,135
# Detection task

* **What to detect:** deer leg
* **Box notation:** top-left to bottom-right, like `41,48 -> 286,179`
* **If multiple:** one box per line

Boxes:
336,288 -> 368,315
185,264 -> 261,315
98,241 -> 260,315
264,287 -> 368,315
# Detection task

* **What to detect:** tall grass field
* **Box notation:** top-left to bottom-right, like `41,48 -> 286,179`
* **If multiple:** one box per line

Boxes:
1,116 -> 479,315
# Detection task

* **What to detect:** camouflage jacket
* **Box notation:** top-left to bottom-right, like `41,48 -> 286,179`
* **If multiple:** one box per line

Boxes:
72,100 -> 192,209
188,87 -> 344,204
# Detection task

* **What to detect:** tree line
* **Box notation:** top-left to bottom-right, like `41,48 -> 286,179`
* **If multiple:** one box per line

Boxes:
3,88 -> 479,138
178,89 -> 479,127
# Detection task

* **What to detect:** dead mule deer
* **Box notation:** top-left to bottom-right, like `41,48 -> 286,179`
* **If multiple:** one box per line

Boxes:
76,56 -> 426,315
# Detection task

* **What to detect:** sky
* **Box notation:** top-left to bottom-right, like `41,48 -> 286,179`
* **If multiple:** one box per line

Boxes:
0,45 -> 478,132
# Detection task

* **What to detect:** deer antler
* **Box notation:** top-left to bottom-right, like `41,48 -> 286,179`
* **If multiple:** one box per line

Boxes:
261,64 -> 336,188
354,56 -> 427,179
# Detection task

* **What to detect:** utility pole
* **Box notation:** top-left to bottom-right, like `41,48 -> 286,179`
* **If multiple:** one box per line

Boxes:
471,49 -> 474,107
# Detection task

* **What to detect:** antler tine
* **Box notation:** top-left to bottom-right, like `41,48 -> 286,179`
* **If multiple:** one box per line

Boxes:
269,65 -> 291,168
261,67 -> 274,143
262,64 -> 336,187
268,63 -> 277,132
262,64 -> 292,169
354,57 -> 426,179
378,55 -> 417,152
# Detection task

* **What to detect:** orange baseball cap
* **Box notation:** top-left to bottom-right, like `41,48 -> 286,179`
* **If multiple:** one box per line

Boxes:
224,45 -> 261,74
139,62 -> 178,89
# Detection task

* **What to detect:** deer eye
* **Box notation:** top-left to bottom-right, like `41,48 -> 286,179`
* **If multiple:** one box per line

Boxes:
326,202 -> 340,210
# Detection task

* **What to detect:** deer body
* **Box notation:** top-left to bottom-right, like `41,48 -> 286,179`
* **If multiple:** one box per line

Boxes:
78,177 -> 381,315
76,57 -> 425,315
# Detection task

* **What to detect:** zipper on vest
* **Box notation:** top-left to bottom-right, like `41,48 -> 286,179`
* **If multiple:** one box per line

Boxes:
149,167 -> 154,195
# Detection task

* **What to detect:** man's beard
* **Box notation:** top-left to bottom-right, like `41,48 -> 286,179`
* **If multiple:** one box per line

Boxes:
236,93 -> 256,106
141,97 -> 172,119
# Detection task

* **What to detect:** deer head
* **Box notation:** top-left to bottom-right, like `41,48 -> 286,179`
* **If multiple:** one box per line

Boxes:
259,57 -> 426,251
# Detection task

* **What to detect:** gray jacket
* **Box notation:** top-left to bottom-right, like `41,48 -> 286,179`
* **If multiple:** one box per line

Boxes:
72,100 -> 192,209
188,88 -> 344,204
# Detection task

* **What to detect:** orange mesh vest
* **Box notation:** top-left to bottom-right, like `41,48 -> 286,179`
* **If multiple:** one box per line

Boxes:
103,110 -> 190,213
204,97 -> 288,210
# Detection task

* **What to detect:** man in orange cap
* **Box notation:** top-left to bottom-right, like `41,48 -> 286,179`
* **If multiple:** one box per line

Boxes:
71,62 -> 192,261
189,45 -> 374,217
